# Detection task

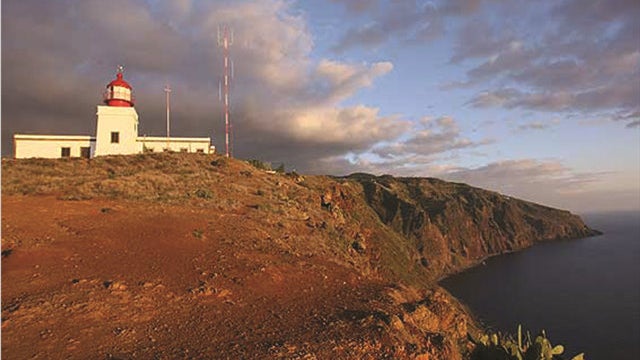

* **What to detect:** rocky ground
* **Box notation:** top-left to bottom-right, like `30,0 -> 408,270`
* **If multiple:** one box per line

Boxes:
1,153 -> 597,359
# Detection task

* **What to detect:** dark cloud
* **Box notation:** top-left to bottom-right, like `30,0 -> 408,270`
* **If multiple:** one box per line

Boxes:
331,0 -> 442,52
439,0 -> 485,15
615,110 -> 640,129
449,18 -> 520,63
329,0 -> 514,54
447,0 -> 639,128
553,0 -> 640,30
468,76 -> 639,115
329,0 -> 378,14
510,59 -> 597,91
2,0 -> 410,171
516,121 -> 553,132
439,0 -> 518,16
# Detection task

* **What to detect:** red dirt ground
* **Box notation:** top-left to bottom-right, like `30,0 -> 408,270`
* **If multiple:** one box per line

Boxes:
2,195 -> 470,359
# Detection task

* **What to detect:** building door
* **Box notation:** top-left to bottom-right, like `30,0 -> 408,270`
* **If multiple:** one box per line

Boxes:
80,147 -> 91,159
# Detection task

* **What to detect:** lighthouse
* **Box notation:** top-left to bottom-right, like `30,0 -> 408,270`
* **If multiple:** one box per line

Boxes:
94,66 -> 140,156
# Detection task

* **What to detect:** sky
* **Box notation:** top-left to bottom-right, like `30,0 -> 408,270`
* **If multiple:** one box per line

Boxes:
2,0 -> 639,213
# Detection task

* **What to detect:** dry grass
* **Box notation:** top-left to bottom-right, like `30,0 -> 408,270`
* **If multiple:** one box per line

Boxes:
1,153 -> 265,204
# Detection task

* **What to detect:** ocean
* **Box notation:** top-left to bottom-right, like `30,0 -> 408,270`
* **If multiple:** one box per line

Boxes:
440,211 -> 640,360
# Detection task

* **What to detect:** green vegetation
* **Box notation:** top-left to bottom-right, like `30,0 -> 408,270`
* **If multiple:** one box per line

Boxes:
470,325 -> 584,360
194,188 -> 213,199
246,159 -> 271,171
273,163 -> 285,173
247,159 -> 285,173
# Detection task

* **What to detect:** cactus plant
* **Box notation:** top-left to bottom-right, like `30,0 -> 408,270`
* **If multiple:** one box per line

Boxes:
469,324 -> 585,360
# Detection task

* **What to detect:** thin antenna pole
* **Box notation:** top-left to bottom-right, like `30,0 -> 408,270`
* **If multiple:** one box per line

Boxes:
164,84 -> 171,151
218,25 -> 233,158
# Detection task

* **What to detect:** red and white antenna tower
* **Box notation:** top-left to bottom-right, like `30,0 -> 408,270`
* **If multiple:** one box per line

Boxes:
218,25 -> 234,158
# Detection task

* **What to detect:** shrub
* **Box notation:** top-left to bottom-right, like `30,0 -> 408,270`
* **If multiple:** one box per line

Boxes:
274,163 -> 285,173
195,188 -> 213,199
247,159 -> 271,171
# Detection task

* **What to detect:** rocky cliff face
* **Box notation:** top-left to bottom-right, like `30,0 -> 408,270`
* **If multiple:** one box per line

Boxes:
314,173 -> 599,282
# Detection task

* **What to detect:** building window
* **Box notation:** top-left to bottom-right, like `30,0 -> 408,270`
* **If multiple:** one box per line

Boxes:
111,132 -> 119,143
196,149 -> 204,153
61,147 -> 71,157
80,147 -> 91,159
180,148 -> 188,152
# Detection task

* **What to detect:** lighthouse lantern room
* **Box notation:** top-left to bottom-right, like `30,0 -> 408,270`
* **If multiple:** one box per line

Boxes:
104,65 -> 134,107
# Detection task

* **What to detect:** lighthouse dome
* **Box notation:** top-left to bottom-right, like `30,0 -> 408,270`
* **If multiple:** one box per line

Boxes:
104,67 -> 134,107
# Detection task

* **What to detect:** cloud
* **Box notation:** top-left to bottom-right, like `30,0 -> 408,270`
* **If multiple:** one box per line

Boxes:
553,0 -> 640,30
449,19 -> 519,63
373,116 -> 490,158
1,0 -> 409,171
468,78 -> 640,116
448,0 -> 639,128
329,0 -> 378,14
440,159 -> 625,212
311,60 -> 394,105
300,116 -> 492,176
516,121 -> 552,132
444,159 -> 588,189
466,88 -> 521,108
331,1 -> 442,52
439,0 -> 485,15
614,110 -> 640,128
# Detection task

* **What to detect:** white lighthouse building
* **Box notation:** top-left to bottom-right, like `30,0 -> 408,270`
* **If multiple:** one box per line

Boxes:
13,68 -> 215,158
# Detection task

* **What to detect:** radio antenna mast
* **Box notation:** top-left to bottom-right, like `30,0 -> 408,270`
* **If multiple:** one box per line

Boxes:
217,25 -> 234,158
164,84 -> 171,151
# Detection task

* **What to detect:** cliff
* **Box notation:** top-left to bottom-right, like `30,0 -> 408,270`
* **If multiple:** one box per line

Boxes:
1,153 -> 598,358
342,173 -> 598,281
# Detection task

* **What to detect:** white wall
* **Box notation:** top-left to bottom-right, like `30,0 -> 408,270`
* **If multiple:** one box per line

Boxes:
14,135 -> 94,159
94,105 -> 140,156
137,137 -> 214,154
13,105 -> 215,158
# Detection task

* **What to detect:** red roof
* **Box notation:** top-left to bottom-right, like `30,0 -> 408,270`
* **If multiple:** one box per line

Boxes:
107,72 -> 132,90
